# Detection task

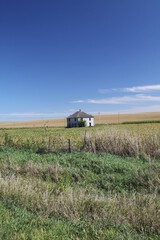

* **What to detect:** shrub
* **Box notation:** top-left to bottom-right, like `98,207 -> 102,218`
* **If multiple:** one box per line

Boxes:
78,120 -> 86,127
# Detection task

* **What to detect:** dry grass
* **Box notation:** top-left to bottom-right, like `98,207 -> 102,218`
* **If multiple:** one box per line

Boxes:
0,148 -> 160,238
0,112 -> 160,128
0,172 -> 160,234
81,127 -> 160,160
1,124 -> 160,159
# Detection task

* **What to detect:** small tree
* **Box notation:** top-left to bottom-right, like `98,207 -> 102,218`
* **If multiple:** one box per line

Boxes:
78,120 -> 86,127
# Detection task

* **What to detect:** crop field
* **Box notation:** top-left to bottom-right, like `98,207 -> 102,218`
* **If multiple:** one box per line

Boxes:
0,123 -> 160,159
0,112 -> 160,128
0,123 -> 160,239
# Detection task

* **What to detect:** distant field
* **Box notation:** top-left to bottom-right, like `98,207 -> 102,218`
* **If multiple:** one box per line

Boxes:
0,112 -> 160,128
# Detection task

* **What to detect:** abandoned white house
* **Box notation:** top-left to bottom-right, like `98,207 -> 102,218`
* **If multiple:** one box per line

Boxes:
67,110 -> 94,128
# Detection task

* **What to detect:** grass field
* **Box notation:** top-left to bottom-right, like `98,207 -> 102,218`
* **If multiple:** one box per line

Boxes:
0,123 -> 160,239
0,149 -> 160,239
0,112 -> 160,128
0,123 -> 160,159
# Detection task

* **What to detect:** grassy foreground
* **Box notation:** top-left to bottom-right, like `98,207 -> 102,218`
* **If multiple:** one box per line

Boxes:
0,148 -> 160,239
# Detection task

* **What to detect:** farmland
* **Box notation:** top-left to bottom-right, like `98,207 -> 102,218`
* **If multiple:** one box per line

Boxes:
0,111 -> 160,128
0,123 -> 160,239
0,123 -> 160,159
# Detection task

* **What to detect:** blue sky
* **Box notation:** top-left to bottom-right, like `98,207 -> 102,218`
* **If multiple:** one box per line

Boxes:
0,0 -> 160,121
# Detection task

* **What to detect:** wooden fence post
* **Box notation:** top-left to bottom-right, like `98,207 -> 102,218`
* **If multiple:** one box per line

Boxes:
68,139 -> 71,153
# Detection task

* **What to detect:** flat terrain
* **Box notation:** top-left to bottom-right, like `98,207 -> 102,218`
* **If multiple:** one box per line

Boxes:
0,149 -> 160,239
0,112 -> 160,128
0,123 -> 160,239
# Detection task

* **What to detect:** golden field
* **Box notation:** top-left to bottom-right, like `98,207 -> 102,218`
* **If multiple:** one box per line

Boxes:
0,112 -> 160,128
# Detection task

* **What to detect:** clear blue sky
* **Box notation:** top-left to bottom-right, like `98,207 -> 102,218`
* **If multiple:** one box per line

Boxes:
0,0 -> 160,121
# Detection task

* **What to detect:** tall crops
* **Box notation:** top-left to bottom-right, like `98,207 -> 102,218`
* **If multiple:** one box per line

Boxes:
0,124 -> 159,160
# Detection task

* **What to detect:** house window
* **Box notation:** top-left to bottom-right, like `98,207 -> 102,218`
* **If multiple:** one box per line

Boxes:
89,118 -> 91,121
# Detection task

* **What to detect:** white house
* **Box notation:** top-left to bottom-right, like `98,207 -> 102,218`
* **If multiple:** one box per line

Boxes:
67,110 -> 94,128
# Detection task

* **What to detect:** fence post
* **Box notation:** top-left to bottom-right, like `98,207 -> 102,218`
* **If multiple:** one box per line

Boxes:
68,139 -> 71,153
5,133 -> 10,164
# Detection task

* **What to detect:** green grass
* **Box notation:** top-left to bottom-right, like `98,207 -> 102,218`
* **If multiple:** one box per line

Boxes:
0,123 -> 160,239
1,200 -> 153,240
0,147 -> 160,239
0,148 -> 159,193
122,120 -> 160,124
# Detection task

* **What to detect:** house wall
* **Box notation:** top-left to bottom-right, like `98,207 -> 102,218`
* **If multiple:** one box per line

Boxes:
83,118 -> 94,127
67,117 -> 94,127
67,118 -> 78,128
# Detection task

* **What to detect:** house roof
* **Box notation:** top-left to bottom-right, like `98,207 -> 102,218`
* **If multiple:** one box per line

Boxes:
67,110 -> 94,118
